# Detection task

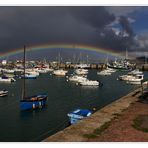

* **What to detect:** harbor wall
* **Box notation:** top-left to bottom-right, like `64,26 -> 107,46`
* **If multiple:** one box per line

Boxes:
43,86 -> 145,142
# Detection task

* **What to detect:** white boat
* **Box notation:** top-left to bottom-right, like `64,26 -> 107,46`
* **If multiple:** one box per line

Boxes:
106,67 -> 116,73
21,74 -> 37,79
127,74 -> 144,85
118,74 -> 135,81
1,69 -> 15,74
68,75 -> 87,83
0,90 -> 8,97
25,69 -> 40,76
14,68 -> 24,72
53,69 -> 68,76
36,69 -> 48,74
97,70 -> 112,76
0,76 -> 16,82
79,80 -> 100,86
47,68 -> 54,72
75,69 -> 88,75
3,73 -> 15,78
128,69 -> 143,75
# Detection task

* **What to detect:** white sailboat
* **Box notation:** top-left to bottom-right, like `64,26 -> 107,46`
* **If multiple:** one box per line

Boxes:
53,50 -> 68,76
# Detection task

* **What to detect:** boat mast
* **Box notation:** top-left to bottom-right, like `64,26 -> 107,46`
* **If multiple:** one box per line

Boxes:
126,48 -> 128,60
22,45 -> 26,100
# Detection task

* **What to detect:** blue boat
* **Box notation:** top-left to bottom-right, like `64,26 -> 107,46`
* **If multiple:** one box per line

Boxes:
20,74 -> 37,79
20,45 -> 48,111
67,109 -> 92,124
20,94 -> 48,110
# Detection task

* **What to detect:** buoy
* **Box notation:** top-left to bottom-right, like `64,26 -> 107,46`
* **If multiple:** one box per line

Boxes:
93,108 -> 96,111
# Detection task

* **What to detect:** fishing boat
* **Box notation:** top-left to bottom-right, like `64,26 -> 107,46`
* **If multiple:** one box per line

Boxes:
67,109 -> 92,124
20,45 -> 48,111
107,59 -> 131,71
0,90 -> 8,97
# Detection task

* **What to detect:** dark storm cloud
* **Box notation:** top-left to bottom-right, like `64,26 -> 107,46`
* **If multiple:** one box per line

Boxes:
68,7 -> 115,29
119,16 -> 134,37
0,6 -> 139,55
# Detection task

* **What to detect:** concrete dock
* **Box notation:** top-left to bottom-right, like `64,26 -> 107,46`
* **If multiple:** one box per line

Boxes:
43,86 -> 144,142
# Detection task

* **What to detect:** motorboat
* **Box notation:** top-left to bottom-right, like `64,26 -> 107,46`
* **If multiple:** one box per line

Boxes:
68,75 -> 87,83
128,69 -> 143,75
127,74 -> 144,85
25,69 -> 40,76
97,70 -> 112,76
118,74 -> 135,81
53,69 -> 68,76
75,69 -> 88,75
0,76 -> 16,82
1,69 -> 15,74
0,90 -> 8,97
79,80 -> 100,86
67,109 -> 92,124
21,74 -> 37,79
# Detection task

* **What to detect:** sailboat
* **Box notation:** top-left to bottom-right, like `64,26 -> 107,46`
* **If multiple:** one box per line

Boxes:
20,46 -> 48,110
52,49 -> 68,76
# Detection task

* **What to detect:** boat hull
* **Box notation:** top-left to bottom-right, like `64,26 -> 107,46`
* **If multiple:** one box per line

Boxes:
20,95 -> 48,110
21,76 -> 37,79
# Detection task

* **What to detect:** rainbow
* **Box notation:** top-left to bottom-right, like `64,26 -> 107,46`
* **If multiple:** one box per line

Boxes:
0,43 -> 125,59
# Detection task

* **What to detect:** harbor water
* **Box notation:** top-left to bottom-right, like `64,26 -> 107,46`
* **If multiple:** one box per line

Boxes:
0,70 -> 147,142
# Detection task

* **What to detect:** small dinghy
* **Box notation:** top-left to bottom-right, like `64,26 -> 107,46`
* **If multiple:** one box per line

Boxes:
0,90 -> 8,97
67,109 -> 92,124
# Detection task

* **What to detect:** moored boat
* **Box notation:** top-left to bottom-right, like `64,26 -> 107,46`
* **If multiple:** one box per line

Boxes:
79,80 -> 101,86
20,94 -> 48,110
53,69 -> 68,76
20,74 -> 37,79
75,69 -> 88,75
0,76 -> 16,82
0,90 -> 8,97
20,45 -> 48,111
67,109 -> 92,124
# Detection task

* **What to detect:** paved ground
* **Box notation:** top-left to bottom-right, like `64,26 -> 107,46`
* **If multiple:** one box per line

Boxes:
44,88 -> 148,142
87,101 -> 148,142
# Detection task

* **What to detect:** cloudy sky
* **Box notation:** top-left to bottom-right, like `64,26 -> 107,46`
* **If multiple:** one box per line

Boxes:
0,6 -> 148,59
